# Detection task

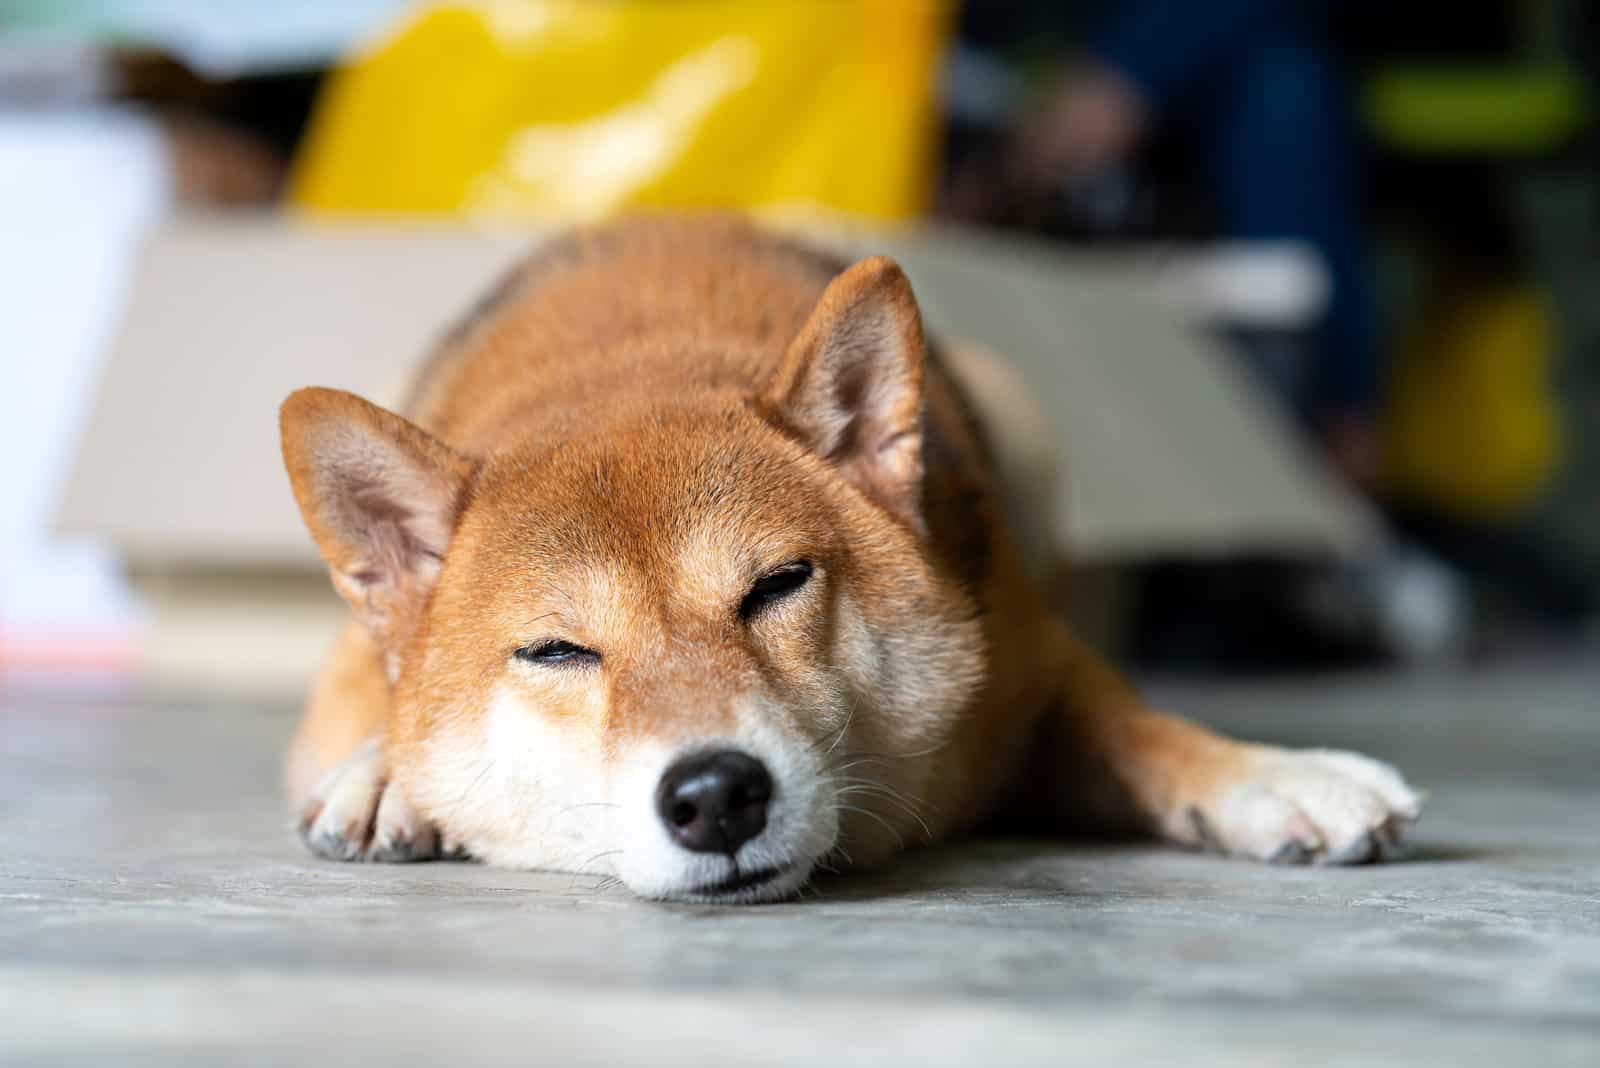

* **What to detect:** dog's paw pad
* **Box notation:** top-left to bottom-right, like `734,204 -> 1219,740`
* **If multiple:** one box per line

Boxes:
297,739 -> 440,863
1198,748 -> 1424,866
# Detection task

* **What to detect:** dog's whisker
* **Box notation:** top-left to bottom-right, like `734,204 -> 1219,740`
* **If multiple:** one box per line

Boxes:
833,784 -> 934,842
820,698 -> 857,758
559,801 -> 622,815
870,793 -> 934,841
582,848 -> 623,870
565,850 -> 624,892
832,778 -> 931,811
441,759 -> 494,827
837,737 -> 955,765
831,774 -> 928,798
835,802 -> 906,850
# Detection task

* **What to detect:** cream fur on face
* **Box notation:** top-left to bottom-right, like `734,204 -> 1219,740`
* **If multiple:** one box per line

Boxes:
407,687 -> 836,903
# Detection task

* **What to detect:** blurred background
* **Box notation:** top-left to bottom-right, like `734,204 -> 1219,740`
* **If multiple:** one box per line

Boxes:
3,0 -> 1598,696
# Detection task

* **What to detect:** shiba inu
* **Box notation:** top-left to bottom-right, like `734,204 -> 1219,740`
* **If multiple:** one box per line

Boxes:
279,216 -> 1422,903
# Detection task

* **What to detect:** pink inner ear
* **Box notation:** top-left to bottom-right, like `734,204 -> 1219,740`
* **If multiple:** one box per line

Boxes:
287,393 -> 469,604
281,386 -> 476,663
343,500 -> 443,595
770,257 -> 927,527
312,412 -> 464,543
341,463 -> 451,571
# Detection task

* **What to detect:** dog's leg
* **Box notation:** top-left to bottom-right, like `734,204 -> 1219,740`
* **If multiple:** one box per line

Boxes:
1024,625 -> 1424,864
287,622 -> 443,862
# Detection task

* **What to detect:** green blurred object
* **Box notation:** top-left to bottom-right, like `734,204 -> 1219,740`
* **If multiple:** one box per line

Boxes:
1365,66 -> 1591,155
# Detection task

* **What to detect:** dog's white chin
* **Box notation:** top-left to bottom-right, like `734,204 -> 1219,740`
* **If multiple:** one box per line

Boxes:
616,822 -> 836,903
640,858 -> 817,905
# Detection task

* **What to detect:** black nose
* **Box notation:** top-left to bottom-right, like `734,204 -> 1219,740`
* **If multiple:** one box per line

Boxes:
655,749 -> 773,855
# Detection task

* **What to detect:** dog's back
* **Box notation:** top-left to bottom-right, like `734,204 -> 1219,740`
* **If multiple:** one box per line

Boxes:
408,217 -> 849,446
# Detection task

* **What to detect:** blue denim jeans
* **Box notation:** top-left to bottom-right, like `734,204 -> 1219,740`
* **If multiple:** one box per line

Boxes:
1096,0 -> 1379,424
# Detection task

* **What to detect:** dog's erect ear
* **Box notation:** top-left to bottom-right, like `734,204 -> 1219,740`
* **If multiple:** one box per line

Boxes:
279,388 -> 475,665
766,255 -> 927,529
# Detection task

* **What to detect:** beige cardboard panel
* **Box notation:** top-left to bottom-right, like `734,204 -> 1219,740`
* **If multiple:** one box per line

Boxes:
58,217 -> 526,566
58,216 -> 1369,567
849,226 -> 1370,558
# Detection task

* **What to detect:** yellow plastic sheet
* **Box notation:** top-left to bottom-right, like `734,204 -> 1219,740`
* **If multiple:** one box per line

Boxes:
290,0 -> 949,222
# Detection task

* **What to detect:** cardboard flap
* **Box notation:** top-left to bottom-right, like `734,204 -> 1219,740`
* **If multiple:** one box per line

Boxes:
58,216 -> 1371,568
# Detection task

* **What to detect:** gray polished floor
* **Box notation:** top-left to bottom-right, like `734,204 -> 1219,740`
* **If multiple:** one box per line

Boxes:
3,661 -> 1597,1066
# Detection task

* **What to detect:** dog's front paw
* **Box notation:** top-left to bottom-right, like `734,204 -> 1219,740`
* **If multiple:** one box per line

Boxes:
1187,748 -> 1425,865
298,738 -> 442,862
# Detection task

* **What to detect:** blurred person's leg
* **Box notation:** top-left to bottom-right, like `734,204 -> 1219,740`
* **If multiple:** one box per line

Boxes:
1086,3 -> 1473,665
1094,0 -> 1296,107
1016,0 -> 1286,185
1080,2 -> 1381,481
1005,3 -> 1482,664
1187,15 -> 1381,482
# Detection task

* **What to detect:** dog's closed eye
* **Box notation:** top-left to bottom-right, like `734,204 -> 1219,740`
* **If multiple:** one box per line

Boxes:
739,561 -> 813,621
515,639 -> 601,667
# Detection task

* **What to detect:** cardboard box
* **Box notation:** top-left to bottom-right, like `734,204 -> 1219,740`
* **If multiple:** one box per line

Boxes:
57,216 -> 1372,691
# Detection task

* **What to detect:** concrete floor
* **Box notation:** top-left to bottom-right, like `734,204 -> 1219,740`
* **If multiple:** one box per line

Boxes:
3,662 -> 1597,1066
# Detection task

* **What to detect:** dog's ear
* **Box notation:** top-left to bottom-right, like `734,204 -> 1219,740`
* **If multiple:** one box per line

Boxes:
279,388 -> 475,669
766,255 -> 927,529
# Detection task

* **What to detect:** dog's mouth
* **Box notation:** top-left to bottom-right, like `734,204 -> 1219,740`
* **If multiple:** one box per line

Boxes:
688,862 -> 795,899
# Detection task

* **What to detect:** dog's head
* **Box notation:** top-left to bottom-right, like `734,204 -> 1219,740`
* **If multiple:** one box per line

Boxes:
280,256 -> 984,902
